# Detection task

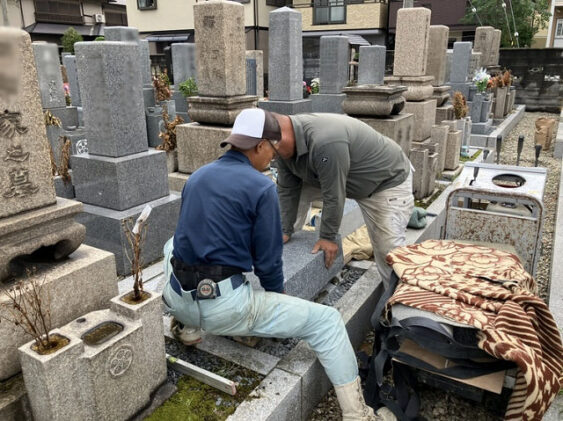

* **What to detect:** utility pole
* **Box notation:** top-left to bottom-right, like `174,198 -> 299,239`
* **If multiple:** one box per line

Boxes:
1,0 -> 9,26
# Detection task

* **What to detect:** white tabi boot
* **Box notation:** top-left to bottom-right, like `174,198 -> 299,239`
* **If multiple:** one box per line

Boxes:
334,376 -> 379,421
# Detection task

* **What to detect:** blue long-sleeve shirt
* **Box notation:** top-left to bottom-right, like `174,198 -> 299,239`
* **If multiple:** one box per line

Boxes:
172,150 -> 284,293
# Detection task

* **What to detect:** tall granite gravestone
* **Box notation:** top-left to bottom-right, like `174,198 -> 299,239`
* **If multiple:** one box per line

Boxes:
0,28 -> 117,399
448,41 -> 472,98
358,45 -> 386,85
63,55 -> 81,107
171,42 -> 197,122
246,50 -> 264,99
258,7 -> 311,114
426,25 -> 451,111
171,0 -> 258,192
32,42 -> 79,129
311,36 -> 348,113
473,26 -> 495,67
71,40 -> 181,275
104,26 -> 154,108
384,7 -> 438,198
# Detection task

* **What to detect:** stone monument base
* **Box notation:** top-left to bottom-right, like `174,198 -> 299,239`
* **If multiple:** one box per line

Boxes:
177,123 -> 231,173
435,104 -> 454,124
47,106 -> 79,129
0,245 -> 118,381
77,194 -> 181,275
71,150 -> 170,211
258,98 -> 312,115
0,198 -> 85,281
384,75 -> 434,101
471,118 -> 493,135
168,172 -> 190,193
431,85 -> 451,107
404,99 -> 437,141
187,95 -> 258,125
358,113 -> 414,155
311,93 -> 346,114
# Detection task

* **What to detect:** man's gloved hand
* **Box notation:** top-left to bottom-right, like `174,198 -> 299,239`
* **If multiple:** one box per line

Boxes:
408,206 -> 427,229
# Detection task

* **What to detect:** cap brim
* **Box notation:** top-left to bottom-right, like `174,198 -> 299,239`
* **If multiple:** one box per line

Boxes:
220,133 -> 263,149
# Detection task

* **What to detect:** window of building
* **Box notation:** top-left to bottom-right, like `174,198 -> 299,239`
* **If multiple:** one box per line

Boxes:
313,0 -> 346,25
266,0 -> 290,6
556,19 -> 563,38
137,0 -> 157,10
34,0 -> 83,25
104,5 -> 128,26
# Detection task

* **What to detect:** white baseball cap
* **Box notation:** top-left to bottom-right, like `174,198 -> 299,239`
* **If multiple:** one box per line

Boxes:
220,108 -> 281,149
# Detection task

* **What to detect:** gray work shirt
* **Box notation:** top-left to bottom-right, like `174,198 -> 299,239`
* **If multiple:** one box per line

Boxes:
276,113 -> 410,242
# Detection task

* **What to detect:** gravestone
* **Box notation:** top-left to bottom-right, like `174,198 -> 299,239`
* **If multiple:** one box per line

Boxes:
393,7 -> 431,76
358,45 -> 386,85
72,40 -> 180,275
171,43 -> 196,121
448,41 -> 473,98
174,0 -> 257,189
311,36 -> 348,113
469,51 -> 482,79
258,7 -> 311,114
490,30 -> 501,66
246,50 -> 264,98
426,25 -> 449,86
63,54 -> 81,107
0,28 -> 117,390
246,58 -> 257,96
473,26 -> 495,67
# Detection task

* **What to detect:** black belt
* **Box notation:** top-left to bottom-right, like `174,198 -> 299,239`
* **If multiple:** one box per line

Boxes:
170,257 -> 243,291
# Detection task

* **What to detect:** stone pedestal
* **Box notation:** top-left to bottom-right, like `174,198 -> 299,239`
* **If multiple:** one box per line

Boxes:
435,104 -> 454,124
431,85 -> 451,107
1,245 -> 118,380
311,93 -> 346,114
444,129 -> 462,170
177,123 -> 230,173
385,75 -> 434,101
342,84 -> 406,116
258,98 -> 312,115
403,99 -> 436,141
187,95 -> 257,125
358,113 -> 414,155
77,195 -> 180,275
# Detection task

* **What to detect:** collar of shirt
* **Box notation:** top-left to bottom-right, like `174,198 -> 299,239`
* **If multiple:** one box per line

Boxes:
288,115 -> 308,158
220,149 -> 252,165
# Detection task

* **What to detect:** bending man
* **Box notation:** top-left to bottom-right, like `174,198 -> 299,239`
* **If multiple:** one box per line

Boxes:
272,113 -> 414,283
162,109 -> 378,421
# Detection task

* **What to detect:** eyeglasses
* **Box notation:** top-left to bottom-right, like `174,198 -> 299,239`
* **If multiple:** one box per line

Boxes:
265,139 -> 280,159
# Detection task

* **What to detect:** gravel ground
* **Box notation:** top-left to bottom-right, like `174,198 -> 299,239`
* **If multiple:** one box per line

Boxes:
309,111 -> 562,421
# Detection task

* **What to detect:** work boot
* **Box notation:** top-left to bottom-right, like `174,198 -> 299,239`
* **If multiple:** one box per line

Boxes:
170,318 -> 202,346
334,376 -> 379,421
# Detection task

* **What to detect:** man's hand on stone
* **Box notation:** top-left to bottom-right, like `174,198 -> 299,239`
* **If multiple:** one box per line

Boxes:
282,234 -> 291,244
312,239 -> 338,269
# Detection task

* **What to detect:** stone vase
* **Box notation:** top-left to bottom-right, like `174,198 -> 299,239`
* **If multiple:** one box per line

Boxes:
480,98 -> 492,122
468,85 -> 477,101
494,86 -> 508,119
470,92 -> 484,123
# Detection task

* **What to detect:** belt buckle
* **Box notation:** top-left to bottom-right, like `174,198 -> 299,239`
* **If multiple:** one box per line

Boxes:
196,279 -> 217,299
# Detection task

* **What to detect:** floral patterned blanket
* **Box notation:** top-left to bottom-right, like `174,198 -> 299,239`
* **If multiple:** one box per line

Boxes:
385,240 -> 563,420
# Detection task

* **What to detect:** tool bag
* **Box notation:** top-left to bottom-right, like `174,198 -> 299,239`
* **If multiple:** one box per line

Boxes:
363,272 -> 515,420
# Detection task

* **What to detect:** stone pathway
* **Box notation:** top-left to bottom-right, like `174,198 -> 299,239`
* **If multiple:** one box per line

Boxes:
309,111 -> 562,421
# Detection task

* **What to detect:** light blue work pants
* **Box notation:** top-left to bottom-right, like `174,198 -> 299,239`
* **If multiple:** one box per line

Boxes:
162,239 -> 358,386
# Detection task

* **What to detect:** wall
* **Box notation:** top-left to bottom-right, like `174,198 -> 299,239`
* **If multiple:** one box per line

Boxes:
499,48 -> 563,113
297,2 -> 387,31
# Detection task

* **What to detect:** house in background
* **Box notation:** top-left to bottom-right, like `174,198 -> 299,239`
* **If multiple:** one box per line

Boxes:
5,0 -> 127,44
545,0 -> 563,47
387,0 -> 477,48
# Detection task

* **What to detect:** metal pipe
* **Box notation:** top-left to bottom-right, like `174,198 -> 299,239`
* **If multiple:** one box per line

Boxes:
534,144 -> 542,167
516,135 -> 524,166
496,135 -> 502,165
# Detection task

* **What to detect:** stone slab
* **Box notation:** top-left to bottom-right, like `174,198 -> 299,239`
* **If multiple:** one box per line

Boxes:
319,36 -> 349,94
314,199 -> 364,238
471,119 -> 493,135
177,123 -> 230,173
258,98 -> 312,115
54,174 -> 74,199
0,244 -> 118,380
393,7 -> 431,76
31,42 -> 65,109
172,90 -> 188,114
63,55 -> 81,107
77,194 -> 181,275
269,7 -> 303,101
0,29 -> 57,218
403,99 -> 436,141
143,86 -> 156,109
311,93 -> 346,114
358,113 -> 414,155
0,375 -> 31,421
246,230 -> 343,301
490,30 -> 501,66
71,149 -> 169,211
448,81 -> 471,99
426,25 -> 449,86
168,171 -> 189,192
431,124 -> 449,172
47,105 -> 79,130
228,368 -> 302,421
444,129 -> 462,170
436,104 -> 454,124
450,42 -> 472,83
194,1 -> 246,97
246,50 -> 264,98
358,45 -> 386,85
172,42 -> 197,87
75,41 -> 148,158
103,26 -> 140,42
